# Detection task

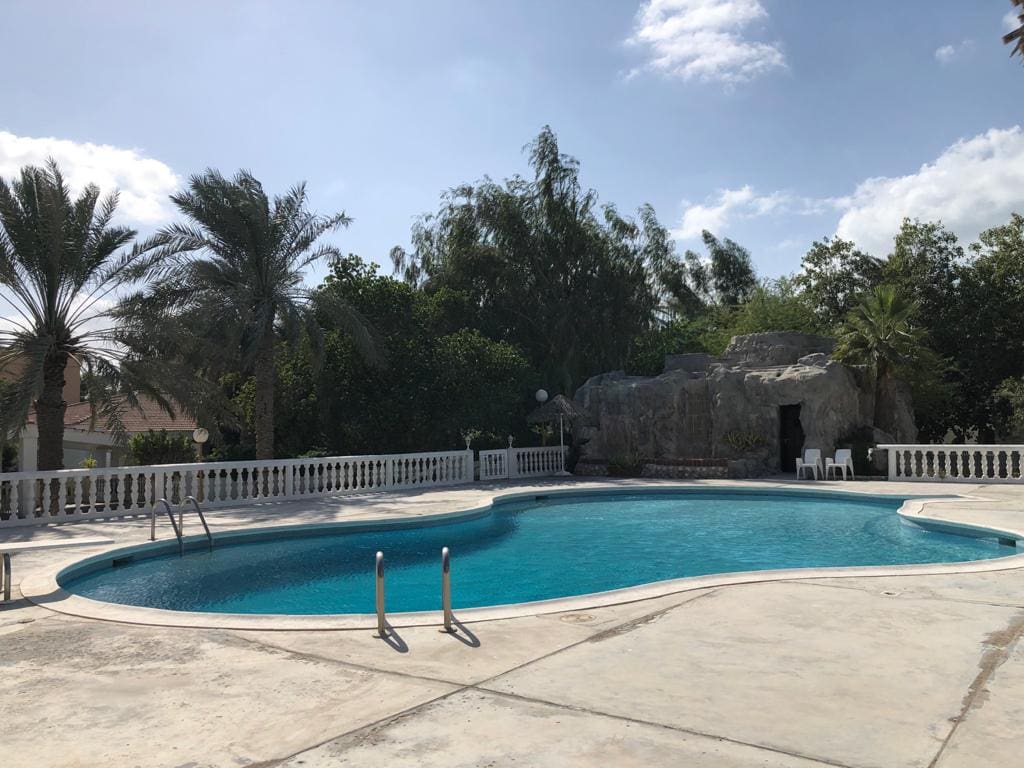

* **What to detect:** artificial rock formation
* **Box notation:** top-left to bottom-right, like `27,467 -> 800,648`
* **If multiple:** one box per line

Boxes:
574,332 -> 917,476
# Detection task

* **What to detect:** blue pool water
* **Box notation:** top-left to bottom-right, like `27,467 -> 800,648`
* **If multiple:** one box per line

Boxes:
60,490 -> 1016,614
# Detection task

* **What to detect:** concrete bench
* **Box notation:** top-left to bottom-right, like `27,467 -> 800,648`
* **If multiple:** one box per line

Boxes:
0,537 -> 113,602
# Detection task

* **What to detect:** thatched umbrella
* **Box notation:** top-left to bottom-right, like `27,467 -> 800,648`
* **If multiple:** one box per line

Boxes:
526,395 -> 594,474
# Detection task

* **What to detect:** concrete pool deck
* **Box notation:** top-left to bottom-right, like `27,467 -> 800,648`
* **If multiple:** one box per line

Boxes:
2,477 -> 1024,767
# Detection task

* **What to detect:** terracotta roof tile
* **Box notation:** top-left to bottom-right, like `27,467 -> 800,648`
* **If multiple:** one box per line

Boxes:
27,395 -> 197,434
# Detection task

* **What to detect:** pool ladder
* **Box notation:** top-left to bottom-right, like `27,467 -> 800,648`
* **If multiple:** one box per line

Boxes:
375,546 -> 454,637
150,496 -> 214,556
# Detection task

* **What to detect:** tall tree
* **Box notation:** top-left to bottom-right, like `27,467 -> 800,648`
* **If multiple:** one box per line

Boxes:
879,219 -> 965,437
131,170 -> 377,459
795,237 -> 882,329
400,126 -> 664,393
683,231 -> 758,307
954,213 -> 1024,439
833,285 -> 938,436
0,160 -> 159,470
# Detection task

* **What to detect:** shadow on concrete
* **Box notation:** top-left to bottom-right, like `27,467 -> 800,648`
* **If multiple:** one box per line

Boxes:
379,622 -> 409,653
446,617 -> 481,648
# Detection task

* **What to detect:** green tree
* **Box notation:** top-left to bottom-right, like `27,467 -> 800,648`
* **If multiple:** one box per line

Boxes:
0,161 -> 161,469
128,430 -> 196,465
953,213 -> 1024,439
627,318 -> 708,375
399,126 -> 664,393
834,285 -> 939,433
993,376 -> 1024,440
130,170 -> 377,459
683,231 -> 758,307
880,219 -> 965,437
795,237 -> 882,329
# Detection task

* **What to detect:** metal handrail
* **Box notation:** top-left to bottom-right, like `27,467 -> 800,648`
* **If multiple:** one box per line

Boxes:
441,546 -> 453,633
179,496 -> 214,552
151,498 -> 180,545
375,551 -> 386,637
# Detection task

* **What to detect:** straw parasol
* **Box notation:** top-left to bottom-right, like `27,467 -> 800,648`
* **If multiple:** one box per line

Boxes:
526,395 -> 594,475
526,394 -> 593,428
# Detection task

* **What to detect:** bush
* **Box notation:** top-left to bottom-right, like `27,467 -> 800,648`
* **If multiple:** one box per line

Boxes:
1,443 -> 17,472
607,453 -> 645,477
837,427 -> 876,476
128,430 -> 196,465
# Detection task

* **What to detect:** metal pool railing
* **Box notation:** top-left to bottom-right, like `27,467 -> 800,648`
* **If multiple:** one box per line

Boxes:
373,547 -> 456,636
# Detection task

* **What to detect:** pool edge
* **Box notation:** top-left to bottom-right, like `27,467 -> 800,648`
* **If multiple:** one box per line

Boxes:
21,483 -> 1024,631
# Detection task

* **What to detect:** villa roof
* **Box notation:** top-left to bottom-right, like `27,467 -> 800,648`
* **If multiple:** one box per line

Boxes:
27,395 -> 197,434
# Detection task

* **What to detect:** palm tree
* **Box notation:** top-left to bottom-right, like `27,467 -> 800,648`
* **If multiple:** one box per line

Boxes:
1004,0 -> 1024,60
0,160 -> 158,470
834,285 -> 937,428
133,169 -> 377,459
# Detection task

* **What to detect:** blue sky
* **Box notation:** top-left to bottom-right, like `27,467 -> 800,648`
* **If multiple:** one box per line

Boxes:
2,0 -> 1023,282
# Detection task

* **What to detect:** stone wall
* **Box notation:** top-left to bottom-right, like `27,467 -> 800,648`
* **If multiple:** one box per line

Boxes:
573,332 -> 917,475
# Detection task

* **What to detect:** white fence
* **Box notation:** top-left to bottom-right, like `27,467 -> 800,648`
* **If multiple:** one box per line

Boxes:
0,450 -> 476,528
878,444 -> 1024,483
479,446 -> 566,480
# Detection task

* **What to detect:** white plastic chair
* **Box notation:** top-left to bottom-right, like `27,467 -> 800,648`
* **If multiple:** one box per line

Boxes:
795,449 -> 823,480
826,449 -> 855,480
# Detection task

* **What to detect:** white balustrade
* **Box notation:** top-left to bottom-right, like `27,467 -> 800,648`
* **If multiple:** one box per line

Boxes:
0,449 -> 474,528
510,446 -> 566,477
877,444 -> 1024,483
479,449 -> 509,480
478,446 -> 566,480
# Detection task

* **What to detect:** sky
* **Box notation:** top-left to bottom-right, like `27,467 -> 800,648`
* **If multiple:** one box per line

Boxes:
2,0 -> 1023,283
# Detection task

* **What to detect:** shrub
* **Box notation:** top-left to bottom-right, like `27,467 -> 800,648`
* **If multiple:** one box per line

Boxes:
722,430 -> 767,454
607,452 -> 645,477
128,430 -> 196,465
837,427 -> 876,476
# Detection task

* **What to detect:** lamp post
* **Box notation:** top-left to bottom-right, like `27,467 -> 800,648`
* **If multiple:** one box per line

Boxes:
192,427 -> 209,462
536,389 -> 570,476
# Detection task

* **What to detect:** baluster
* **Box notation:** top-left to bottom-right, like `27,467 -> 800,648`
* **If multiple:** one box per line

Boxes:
55,475 -> 67,519
9,478 -> 19,520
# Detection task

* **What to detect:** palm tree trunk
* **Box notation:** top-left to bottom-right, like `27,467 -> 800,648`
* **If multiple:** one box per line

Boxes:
35,352 -> 68,471
254,337 -> 276,460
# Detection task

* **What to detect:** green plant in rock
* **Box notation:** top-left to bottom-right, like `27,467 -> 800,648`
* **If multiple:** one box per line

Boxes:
607,452 -> 645,477
722,430 -> 767,454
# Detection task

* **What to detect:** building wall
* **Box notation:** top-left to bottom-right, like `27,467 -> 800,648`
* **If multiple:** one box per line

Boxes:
0,353 -> 82,404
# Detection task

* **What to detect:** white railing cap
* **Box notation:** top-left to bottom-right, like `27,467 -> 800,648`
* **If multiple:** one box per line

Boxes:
877,444 -> 1024,450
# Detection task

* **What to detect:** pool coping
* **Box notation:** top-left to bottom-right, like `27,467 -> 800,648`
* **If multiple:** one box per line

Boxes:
20,484 -> 1024,631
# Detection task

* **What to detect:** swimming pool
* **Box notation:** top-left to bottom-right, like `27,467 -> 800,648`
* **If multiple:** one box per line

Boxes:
58,488 -> 1017,616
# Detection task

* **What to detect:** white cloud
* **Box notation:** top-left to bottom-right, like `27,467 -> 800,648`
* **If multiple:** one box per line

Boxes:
934,39 -> 973,64
835,126 -> 1024,255
674,126 -> 1024,258
674,185 -> 830,239
626,0 -> 786,85
0,131 -> 179,226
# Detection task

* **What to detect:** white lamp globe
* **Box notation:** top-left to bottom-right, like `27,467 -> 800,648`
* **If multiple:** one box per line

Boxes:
535,389 -> 549,403
192,427 -> 209,444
